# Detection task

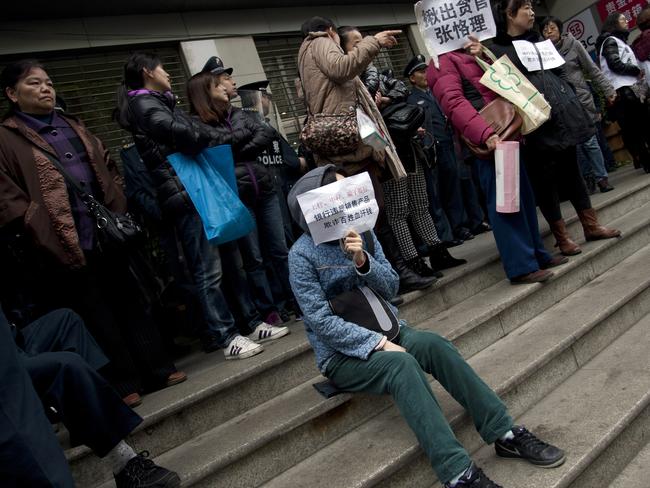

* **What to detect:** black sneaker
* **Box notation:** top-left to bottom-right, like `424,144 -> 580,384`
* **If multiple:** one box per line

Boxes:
495,426 -> 566,468
444,462 -> 503,487
114,451 -> 181,488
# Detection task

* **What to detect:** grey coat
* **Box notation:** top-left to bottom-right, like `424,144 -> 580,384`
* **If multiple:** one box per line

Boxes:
555,34 -> 616,123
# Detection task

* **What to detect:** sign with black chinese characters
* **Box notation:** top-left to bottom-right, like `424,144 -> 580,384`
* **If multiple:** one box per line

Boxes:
512,39 -> 566,72
296,172 -> 379,246
597,0 -> 650,30
415,0 -> 497,63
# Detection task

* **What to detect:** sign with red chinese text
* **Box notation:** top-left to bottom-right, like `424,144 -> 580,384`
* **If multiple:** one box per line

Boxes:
597,0 -> 650,29
415,0 -> 497,61
296,172 -> 379,246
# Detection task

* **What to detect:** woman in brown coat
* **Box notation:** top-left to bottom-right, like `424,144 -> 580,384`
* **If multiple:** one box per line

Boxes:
0,60 -> 185,407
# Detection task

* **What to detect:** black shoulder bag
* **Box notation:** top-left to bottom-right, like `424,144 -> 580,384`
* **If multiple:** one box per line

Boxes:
41,151 -> 141,250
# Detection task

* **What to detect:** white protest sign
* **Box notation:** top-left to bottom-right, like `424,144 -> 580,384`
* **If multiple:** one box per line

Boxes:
415,0 -> 497,64
296,172 -> 379,246
512,39 -> 566,72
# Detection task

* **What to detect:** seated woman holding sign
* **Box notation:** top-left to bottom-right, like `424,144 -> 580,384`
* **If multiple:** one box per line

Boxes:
489,0 -> 620,253
287,165 -> 565,488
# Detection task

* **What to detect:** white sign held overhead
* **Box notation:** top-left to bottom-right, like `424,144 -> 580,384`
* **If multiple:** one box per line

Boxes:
512,39 -> 566,72
296,172 -> 379,246
415,0 -> 497,66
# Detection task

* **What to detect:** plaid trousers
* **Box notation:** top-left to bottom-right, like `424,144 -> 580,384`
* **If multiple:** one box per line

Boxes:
382,161 -> 440,261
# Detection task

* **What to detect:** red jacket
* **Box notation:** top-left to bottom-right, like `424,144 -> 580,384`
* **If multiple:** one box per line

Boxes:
426,50 -> 496,147
632,29 -> 650,62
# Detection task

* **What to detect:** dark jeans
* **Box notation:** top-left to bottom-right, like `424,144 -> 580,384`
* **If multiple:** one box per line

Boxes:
523,146 -> 592,224
238,193 -> 293,316
0,309 -> 74,488
219,241 -> 263,335
457,154 -> 486,230
423,162 -> 455,242
174,208 -> 239,347
595,121 -> 617,170
326,325 -> 512,484
438,141 -> 477,236
475,158 -> 552,279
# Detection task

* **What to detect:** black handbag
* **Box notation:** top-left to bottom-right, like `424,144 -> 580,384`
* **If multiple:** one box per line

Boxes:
327,232 -> 400,341
381,102 -> 425,139
329,285 -> 400,341
41,151 -> 141,250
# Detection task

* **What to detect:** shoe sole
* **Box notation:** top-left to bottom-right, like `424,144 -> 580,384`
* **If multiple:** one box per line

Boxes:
496,451 -> 567,469
252,327 -> 291,344
224,345 -> 264,360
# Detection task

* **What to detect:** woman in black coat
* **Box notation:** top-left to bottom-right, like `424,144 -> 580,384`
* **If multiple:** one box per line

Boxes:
490,0 -> 620,255
116,53 -> 288,359
187,69 -> 298,326
596,11 -> 650,173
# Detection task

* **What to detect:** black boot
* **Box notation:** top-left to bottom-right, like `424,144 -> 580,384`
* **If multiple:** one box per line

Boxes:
406,257 -> 441,278
428,243 -> 467,271
374,222 -> 435,293
395,258 -> 437,293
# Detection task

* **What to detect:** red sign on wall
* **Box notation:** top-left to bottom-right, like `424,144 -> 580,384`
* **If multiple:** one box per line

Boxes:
597,0 -> 650,29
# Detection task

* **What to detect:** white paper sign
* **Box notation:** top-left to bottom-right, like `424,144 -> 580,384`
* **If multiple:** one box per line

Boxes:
415,0 -> 497,62
512,39 -> 566,72
296,172 -> 379,246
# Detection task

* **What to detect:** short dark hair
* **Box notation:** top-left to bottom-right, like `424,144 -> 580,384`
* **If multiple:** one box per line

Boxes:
541,16 -> 563,34
492,0 -> 533,31
1,59 -> 46,110
301,16 -> 336,37
601,11 -> 626,33
337,26 -> 360,51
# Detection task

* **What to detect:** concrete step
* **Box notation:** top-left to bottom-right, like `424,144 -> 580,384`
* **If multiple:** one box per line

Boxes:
431,198 -> 650,359
70,168 -> 650,486
608,440 -> 650,488
398,167 -> 650,327
467,312 -> 650,488
261,243 -> 650,488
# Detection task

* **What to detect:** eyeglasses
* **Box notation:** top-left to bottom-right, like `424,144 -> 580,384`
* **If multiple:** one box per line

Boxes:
543,24 -> 559,33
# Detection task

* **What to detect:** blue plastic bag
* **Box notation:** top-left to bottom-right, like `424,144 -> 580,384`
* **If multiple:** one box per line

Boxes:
167,145 -> 254,244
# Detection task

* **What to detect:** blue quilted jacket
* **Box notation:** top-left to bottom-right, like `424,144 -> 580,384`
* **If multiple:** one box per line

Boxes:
288,232 -> 402,373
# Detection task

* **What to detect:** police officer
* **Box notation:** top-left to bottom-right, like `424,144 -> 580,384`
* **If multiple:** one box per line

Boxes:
238,80 -> 306,245
405,55 -> 490,245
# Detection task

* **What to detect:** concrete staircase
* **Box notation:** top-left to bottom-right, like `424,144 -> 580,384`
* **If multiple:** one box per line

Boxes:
68,166 -> 650,488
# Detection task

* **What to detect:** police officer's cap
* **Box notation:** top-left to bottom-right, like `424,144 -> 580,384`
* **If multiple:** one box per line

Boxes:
404,54 -> 428,78
238,80 -> 270,93
201,56 -> 233,76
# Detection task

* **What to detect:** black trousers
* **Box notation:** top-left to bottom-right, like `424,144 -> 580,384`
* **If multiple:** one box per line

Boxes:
611,89 -> 650,166
523,145 -> 592,224
24,250 -> 176,397
0,309 -> 74,488
24,351 -> 142,457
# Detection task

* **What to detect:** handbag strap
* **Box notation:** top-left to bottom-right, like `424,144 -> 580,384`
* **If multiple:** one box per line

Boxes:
39,149 -> 96,204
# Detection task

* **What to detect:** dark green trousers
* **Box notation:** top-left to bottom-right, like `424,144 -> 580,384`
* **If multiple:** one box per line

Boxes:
325,325 -> 512,484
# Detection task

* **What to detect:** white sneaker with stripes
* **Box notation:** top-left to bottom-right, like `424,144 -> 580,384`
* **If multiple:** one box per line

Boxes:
224,335 -> 264,360
247,322 -> 290,344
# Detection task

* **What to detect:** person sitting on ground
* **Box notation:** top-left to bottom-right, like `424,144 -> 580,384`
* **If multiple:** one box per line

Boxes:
287,165 -> 566,488
6,306 -> 180,488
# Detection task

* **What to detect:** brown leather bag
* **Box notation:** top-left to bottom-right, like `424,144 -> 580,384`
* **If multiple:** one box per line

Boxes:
461,98 -> 523,159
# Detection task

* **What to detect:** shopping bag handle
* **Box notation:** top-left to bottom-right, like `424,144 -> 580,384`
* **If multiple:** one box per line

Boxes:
474,45 -> 499,72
